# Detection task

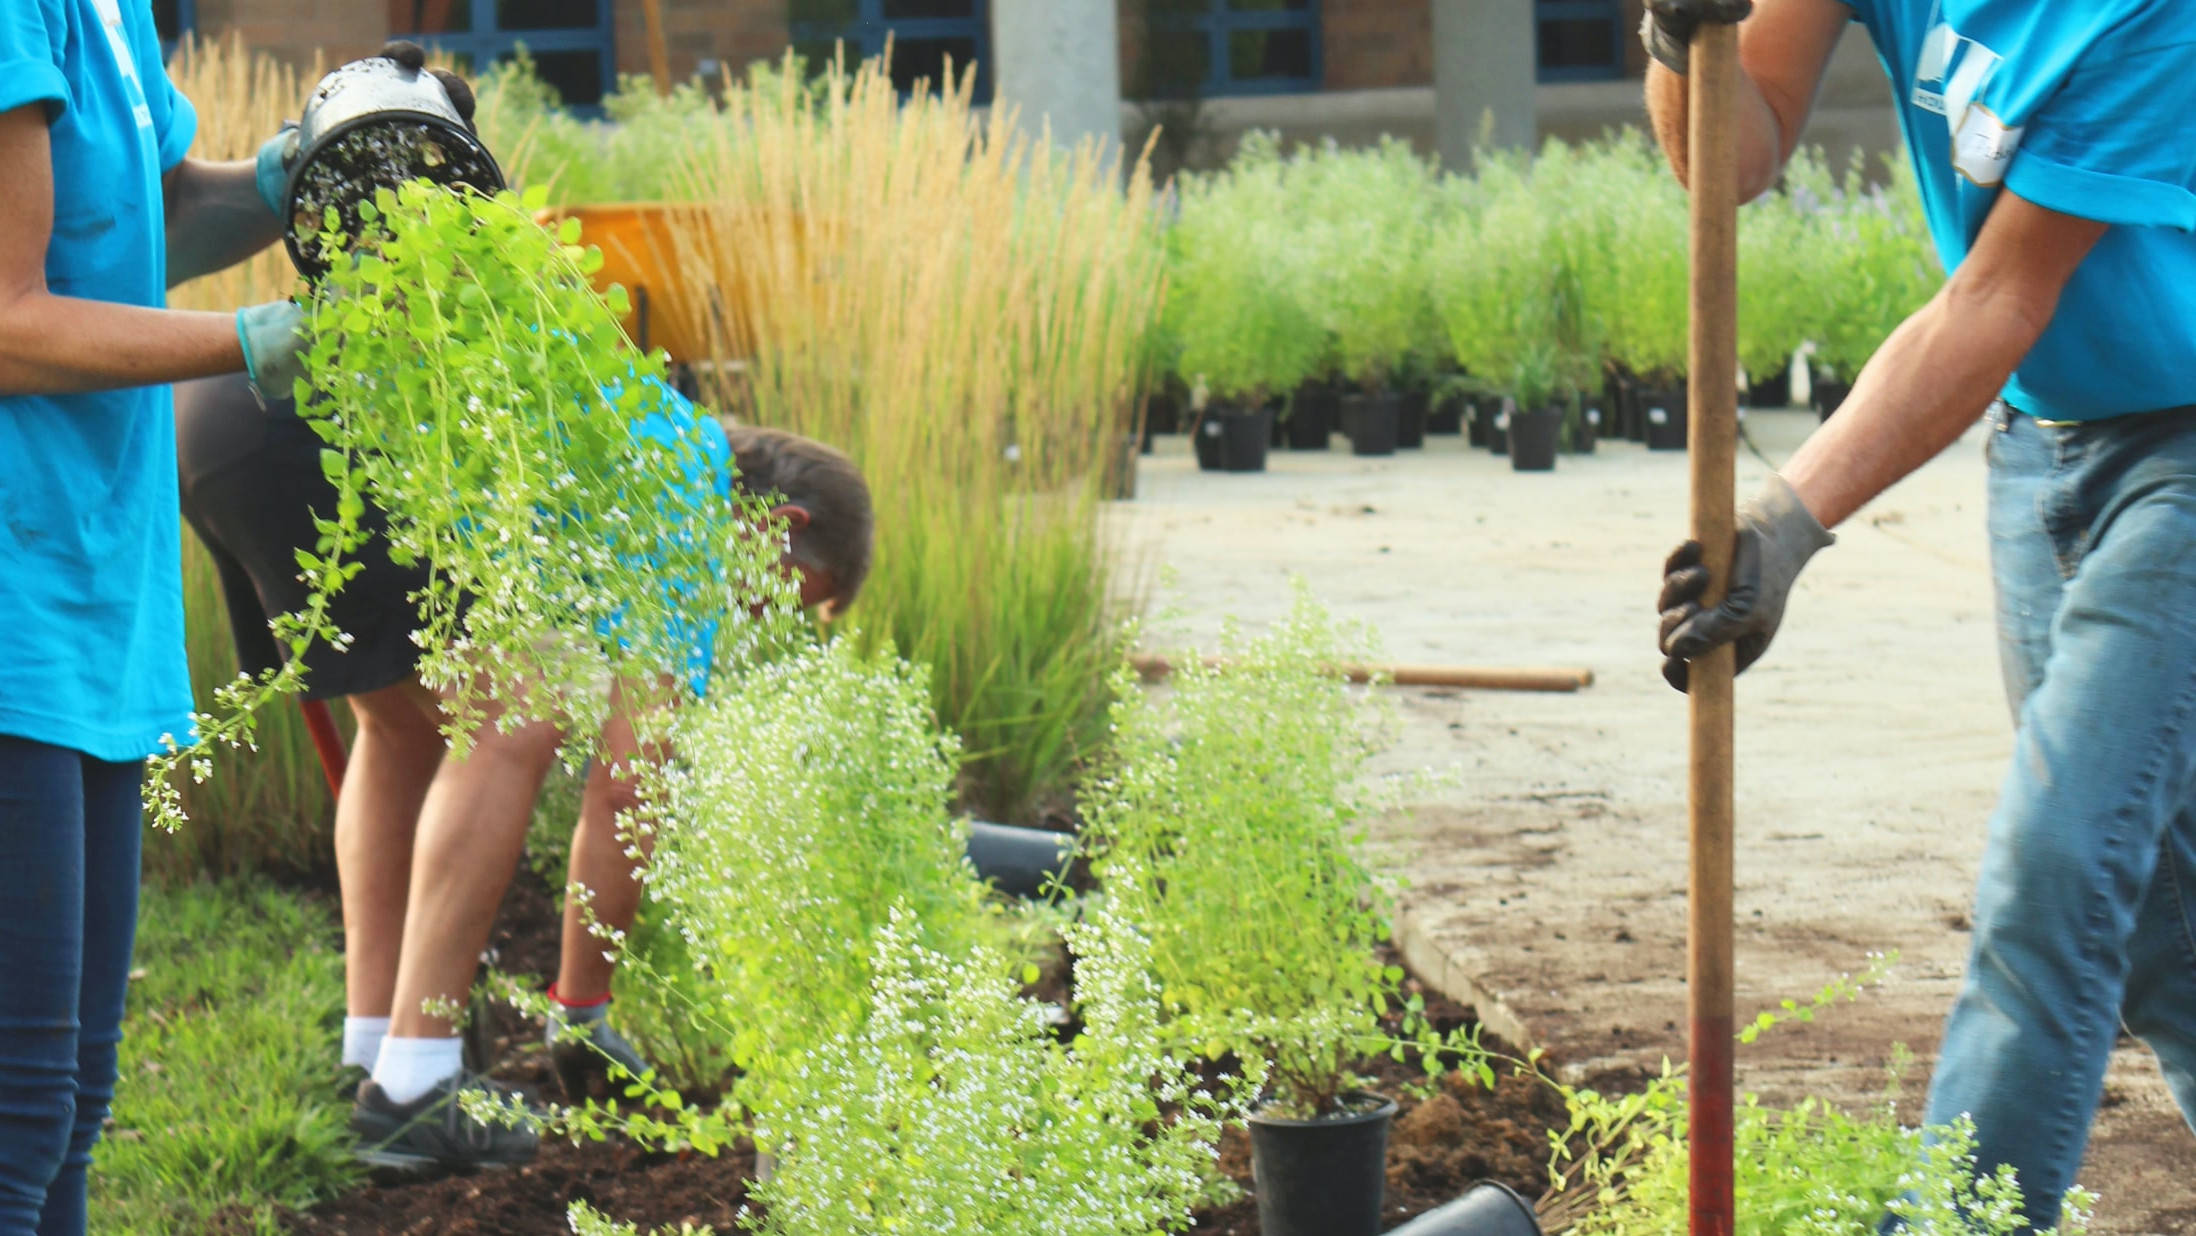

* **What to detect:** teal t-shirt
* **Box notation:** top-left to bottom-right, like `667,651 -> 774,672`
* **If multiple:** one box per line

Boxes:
622,377 -> 732,694
1844,0 -> 2196,421
0,0 -> 199,759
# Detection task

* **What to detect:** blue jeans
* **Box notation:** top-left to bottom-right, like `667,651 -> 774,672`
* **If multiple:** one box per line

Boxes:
0,736 -> 142,1236
1924,405 -> 2196,1231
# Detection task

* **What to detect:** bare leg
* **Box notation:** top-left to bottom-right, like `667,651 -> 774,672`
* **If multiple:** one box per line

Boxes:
336,679 -> 445,1019
385,707 -> 564,1039
556,686 -> 668,1003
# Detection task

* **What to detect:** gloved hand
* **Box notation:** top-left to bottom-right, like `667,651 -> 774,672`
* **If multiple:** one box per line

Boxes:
254,125 -> 299,217
1657,473 -> 1833,692
1641,0 -> 1754,76
235,301 -> 309,404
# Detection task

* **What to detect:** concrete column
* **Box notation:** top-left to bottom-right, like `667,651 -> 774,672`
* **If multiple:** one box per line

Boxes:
1433,0 -> 1535,167
991,0 -> 1121,152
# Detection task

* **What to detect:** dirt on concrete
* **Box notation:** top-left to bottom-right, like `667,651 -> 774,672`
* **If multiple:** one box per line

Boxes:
1113,412 -> 2196,1235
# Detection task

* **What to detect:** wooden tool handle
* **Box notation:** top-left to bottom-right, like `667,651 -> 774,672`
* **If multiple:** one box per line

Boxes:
1687,21 -> 1742,1236
1126,654 -> 1593,693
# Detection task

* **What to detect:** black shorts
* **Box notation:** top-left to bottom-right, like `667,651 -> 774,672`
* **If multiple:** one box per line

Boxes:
174,373 -> 433,703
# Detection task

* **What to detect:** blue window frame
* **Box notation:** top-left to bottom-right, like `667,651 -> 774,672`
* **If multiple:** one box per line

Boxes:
397,0 -> 617,110
789,1 -> 992,104
154,0 -> 196,60
1146,0 -> 1321,98
1536,0 -> 1624,83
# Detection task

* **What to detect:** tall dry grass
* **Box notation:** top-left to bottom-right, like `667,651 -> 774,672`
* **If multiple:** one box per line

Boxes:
159,34 -> 341,883
665,54 -> 1164,822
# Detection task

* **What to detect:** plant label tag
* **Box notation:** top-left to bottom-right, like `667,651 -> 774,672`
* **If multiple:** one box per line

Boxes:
1649,407 -> 1669,425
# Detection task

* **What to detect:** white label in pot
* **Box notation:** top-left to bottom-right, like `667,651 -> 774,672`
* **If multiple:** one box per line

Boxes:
1203,420 -> 1223,437
1649,407 -> 1669,425
1587,408 -> 1603,426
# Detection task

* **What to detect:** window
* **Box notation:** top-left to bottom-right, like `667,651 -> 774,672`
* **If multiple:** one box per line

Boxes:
154,0 -> 196,59
790,0 -> 992,104
395,0 -> 616,109
1142,0 -> 1320,98
1536,0 -> 1623,82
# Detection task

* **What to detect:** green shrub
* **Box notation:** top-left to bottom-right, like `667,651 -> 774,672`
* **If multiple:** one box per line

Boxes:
91,881 -> 355,1234
1079,587 -> 1406,1115
1290,138 -> 1439,393
1813,157 -> 1939,383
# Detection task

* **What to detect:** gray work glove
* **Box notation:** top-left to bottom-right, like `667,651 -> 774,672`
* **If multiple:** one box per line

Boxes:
1658,473 -> 1833,692
235,301 -> 309,405
1641,0 -> 1754,76
255,125 -> 299,217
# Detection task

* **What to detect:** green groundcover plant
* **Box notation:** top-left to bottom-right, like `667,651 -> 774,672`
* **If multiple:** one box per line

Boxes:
148,180 -> 800,828
1080,586 -> 1465,1117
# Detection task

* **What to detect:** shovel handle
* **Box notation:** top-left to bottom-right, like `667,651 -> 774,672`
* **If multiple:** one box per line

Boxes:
1686,20 -> 1742,1236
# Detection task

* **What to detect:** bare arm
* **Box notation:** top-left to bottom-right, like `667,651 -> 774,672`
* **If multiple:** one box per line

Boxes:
0,104 -> 244,396
1645,0 -> 1851,200
1782,193 -> 2106,528
164,157 -> 284,287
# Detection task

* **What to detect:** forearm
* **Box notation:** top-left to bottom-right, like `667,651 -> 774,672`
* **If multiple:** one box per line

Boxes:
165,158 -> 284,287
1782,281 -> 2047,528
0,293 -> 242,394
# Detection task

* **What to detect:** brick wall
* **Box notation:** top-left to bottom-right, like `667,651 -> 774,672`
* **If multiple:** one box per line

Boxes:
1322,0 -> 1430,92
609,0 -> 789,82
192,0 -> 385,68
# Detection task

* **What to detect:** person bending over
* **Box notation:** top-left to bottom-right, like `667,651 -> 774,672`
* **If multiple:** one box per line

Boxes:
176,370 -> 873,1171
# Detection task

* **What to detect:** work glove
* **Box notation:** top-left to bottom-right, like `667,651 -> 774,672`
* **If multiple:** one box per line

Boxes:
235,301 -> 309,405
1657,473 -> 1833,692
1641,0 -> 1754,76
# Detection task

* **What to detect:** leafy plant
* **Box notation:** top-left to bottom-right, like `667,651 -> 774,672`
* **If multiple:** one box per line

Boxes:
1079,586 -> 1429,1116
148,181 -> 801,827
1290,138 -> 1438,394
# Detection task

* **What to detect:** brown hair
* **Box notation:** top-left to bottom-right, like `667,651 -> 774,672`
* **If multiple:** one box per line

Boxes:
719,420 -> 874,612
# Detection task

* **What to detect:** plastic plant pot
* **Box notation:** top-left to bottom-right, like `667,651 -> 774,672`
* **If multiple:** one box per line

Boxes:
1569,404 -> 1600,454
1815,378 -> 1852,421
1397,388 -> 1430,448
1288,381 -> 1337,450
1640,383 -> 1690,451
280,53 -> 505,279
1468,395 -> 1497,448
1384,1182 -> 1543,1236
963,820 -> 1073,898
1488,397 -> 1512,456
1214,402 -> 1274,472
1749,367 -> 1793,409
1427,392 -> 1465,435
1509,405 -> 1560,471
1347,392 -> 1401,456
1247,1093 -> 1397,1236
1193,411 -> 1226,471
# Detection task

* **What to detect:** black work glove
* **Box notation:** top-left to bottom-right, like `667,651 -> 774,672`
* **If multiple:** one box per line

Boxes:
1641,0 -> 1754,76
1658,474 -> 1833,692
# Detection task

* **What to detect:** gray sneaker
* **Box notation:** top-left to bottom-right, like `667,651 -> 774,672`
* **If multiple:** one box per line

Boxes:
547,1003 -> 655,1103
349,1072 -> 540,1173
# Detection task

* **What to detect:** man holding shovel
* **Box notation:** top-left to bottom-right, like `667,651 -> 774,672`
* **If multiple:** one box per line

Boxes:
1645,0 -> 2196,1228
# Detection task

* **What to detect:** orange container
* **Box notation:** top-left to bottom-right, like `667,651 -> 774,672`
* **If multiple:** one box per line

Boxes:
535,202 -> 722,365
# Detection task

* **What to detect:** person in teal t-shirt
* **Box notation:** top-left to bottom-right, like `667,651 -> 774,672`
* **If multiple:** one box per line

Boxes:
0,4 -> 315,1230
1642,0 -> 2196,1228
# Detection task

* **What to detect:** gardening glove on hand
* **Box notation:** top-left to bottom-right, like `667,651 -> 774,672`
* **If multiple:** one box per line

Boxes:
255,125 -> 300,217
1642,0 -> 1754,76
235,300 -> 309,405
1657,473 -> 1833,693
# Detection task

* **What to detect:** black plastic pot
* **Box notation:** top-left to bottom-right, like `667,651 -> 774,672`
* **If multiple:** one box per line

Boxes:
1288,381 -> 1337,450
1397,388 -> 1429,448
1749,367 -> 1793,410
1427,392 -> 1465,435
1639,384 -> 1689,451
1815,378 -> 1852,421
1192,411 -> 1225,471
1487,397 -> 1511,456
1509,405 -> 1560,471
1569,403 -> 1600,454
1348,393 -> 1401,456
1141,391 -> 1181,453
1195,403 -> 1273,472
280,52 -> 505,278
1468,395 -> 1498,449
1384,1182 -> 1542,1236
1248,1094 -> 1396,1236
963,821 -> 1073,899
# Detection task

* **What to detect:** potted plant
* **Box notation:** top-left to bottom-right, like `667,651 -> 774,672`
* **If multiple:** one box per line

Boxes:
1083,592 -> 1462,1236
1506,345 -> 1563,472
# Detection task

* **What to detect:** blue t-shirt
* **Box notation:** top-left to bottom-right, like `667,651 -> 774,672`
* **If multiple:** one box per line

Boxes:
0,0 -> 199,760
620,378 -> 732,694
1845,0 -> 2196,421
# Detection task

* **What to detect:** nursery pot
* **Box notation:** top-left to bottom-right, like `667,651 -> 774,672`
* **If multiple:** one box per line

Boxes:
1141,391 -> 1181,453
1288,381 -> 1337,450
1639,383 -> 1689,451
1486,397 -> 1512,455
1815,377 -> 1852,421
1384,1181 -> 1543,1236
1397,388 -> 1430,449
963,821 -> 1074,899
1197,402 -> 1273,472
1248,1093 -> 1397,1236
1569,404 -> 1600,454
1428,391 -> 1466,435
280,52 -> 505,279
1468,395 -> 1497,449
1508,405 -> 1561,472
1749,367 -> 1793,410
1348,392 -> 1401,457
1193,410 -> 1226,471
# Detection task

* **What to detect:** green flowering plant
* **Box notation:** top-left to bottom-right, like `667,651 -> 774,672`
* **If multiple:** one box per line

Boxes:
1080,586 -> 1468,1117
146,179 -> 799,827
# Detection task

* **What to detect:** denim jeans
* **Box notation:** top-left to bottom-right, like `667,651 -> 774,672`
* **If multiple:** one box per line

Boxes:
1923,404 -> 2196,1231
0,735 -> 142,1236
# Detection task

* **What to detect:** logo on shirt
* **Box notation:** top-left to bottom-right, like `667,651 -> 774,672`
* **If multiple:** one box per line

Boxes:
1911,5 -> 2023,187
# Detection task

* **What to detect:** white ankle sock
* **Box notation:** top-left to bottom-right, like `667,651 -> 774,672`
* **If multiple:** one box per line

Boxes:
371,1035 -> 465,1105
342,1015 -> 391,1070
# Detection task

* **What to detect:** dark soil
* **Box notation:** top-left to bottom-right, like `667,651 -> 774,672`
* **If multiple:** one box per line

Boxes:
288,120 -> 500,277
280,875 -> 1573,1235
